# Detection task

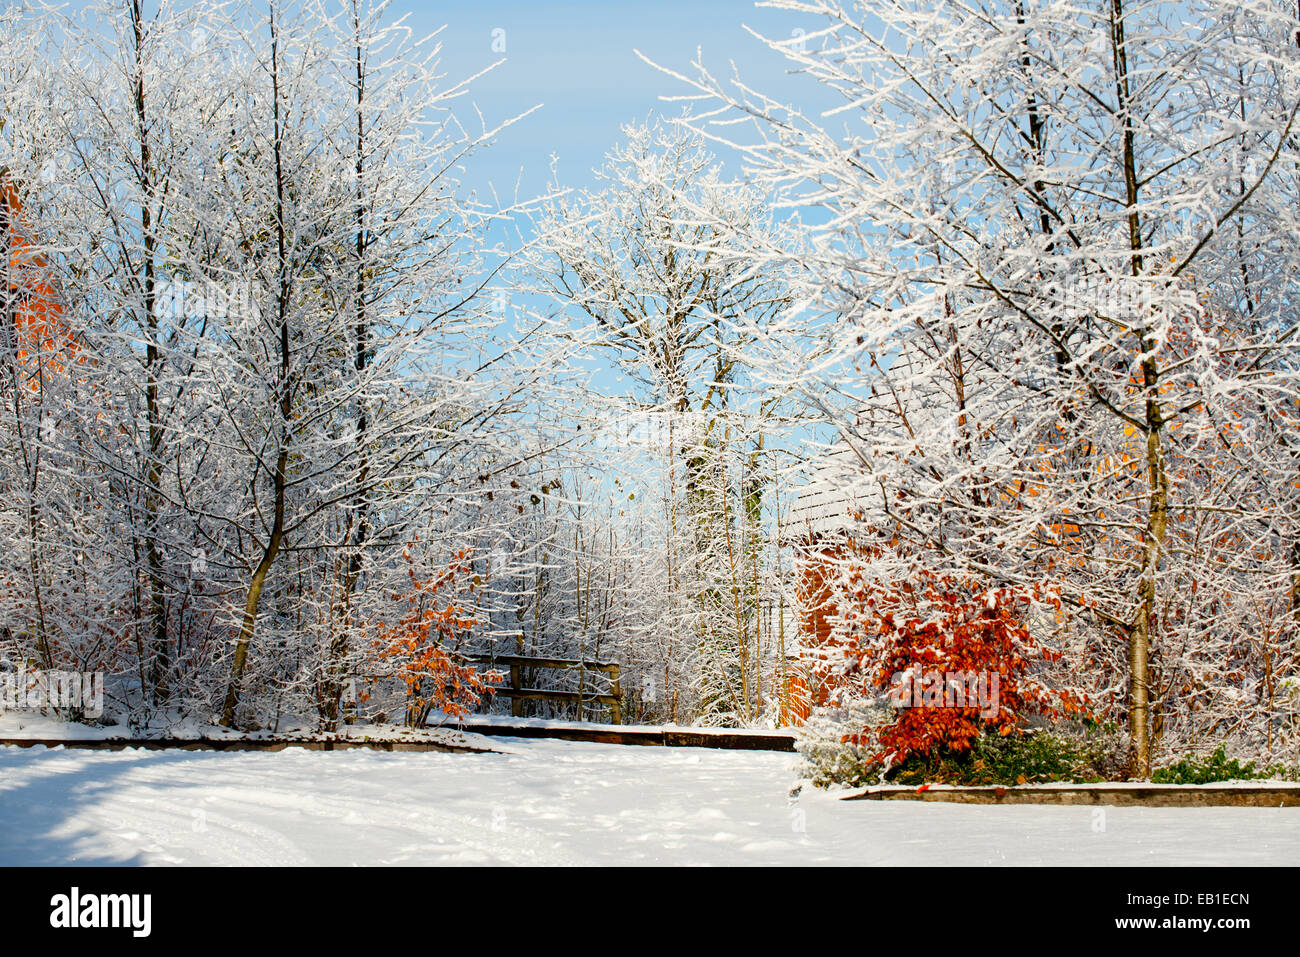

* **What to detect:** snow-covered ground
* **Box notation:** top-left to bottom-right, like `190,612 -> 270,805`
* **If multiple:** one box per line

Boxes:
1,737 -> 1297,865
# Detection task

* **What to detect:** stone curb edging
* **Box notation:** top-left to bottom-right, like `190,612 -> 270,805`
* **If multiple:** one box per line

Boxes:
0,736 -> 497,755
452,721 -> 798,751
843,783 -> 1300,806
0,723 -> 800,754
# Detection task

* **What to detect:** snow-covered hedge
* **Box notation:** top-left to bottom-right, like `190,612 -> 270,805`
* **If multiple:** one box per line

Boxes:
794,700 -> 893,789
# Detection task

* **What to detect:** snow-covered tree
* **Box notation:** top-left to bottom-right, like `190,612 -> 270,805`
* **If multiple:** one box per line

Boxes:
654,0 -> 1300,771
525,118 -> 792,724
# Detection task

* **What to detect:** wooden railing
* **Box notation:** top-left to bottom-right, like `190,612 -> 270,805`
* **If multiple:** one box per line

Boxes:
462,654 -> 622,724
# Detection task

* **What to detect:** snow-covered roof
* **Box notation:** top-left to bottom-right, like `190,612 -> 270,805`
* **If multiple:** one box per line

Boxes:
790,400 -> 958,540
789,438 -> 869,539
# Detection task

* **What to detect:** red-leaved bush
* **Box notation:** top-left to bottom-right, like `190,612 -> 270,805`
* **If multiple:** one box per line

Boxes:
826,559 -> 1088,768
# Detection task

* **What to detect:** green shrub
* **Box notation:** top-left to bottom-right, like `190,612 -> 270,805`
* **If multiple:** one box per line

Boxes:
797,707 -> 1125,788
1151,745 -> 1268,784
888,728 -> 1121,786
1273,763 -> 1300,782
798,710 -> 1297,787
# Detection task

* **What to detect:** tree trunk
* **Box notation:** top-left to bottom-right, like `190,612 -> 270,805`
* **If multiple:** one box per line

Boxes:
132,0 -> 170,705
221,5 -> 292,729
1112,0 -> 1164,778
319,1 -> 371,731
220,473 -> 285,728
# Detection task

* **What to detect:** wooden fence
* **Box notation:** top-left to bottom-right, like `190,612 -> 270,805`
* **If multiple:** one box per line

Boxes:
463,654 -> 622,724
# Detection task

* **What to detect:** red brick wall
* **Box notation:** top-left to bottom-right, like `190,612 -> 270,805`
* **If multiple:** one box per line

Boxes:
780,539 -> 853,725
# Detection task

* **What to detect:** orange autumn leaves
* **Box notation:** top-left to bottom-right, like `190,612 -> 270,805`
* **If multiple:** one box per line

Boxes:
2,172 -> 77,379
828,559 -> 1089,766
369,546 -> 501,726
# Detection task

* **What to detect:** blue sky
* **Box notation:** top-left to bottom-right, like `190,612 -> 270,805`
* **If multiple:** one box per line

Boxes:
400,0 -> 818,202
48,0 -> 821,201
